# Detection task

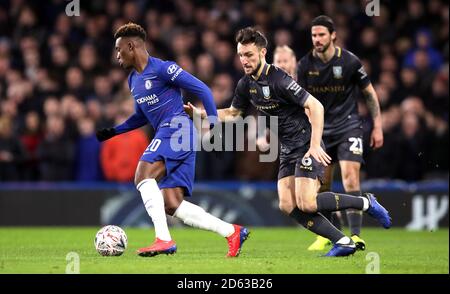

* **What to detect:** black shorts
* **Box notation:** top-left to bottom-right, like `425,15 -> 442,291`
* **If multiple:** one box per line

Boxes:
278,143 -> 326,182
323,128 -> 364,164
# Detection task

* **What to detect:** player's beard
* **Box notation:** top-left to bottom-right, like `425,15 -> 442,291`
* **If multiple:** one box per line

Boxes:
249,56 -> 263,76
315,39 -> 331,53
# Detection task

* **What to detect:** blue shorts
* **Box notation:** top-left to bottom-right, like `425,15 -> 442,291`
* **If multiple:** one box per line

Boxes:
140,119 -> 197,197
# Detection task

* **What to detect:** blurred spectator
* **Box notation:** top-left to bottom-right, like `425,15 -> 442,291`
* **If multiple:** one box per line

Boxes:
65,67 -> 89,100
359,27 -> 381,73
427,73 -> 449,120
392,67 -> 421,103
365,106 -> 403,178
43,97 -> 60,117
211,73 -> 234,108
0,115 -> 27,181
404,29 -> 443,71
37,115 -> 74,181
427,116 -> 449,176
49,45 -> 70,85
75,117 -> 103,181
13,6 -> 45,45
195,53 -> 215,85
89,74 -> 114,104
397,112 -> 430,181
77,43 -> 102,91
65,98 -> 87,141
20,111 -> 42,180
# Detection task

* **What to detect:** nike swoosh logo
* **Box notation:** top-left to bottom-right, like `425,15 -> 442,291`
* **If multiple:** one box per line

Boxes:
144,76 -> 158,80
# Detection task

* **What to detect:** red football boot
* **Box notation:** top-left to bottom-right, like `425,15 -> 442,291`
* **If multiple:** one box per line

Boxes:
137,238 -> 177,257
226,224 -> 250,257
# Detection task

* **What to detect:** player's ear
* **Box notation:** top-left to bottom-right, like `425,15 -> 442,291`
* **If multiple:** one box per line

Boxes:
331,31 -> 337,42
260,47 -> 267,57
128,41 -> 134,52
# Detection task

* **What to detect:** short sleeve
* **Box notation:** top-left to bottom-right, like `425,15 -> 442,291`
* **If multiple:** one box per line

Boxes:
296,59 -> 307,88
351,55 -> 371,89
275,72 -> 310,107
231,78 -> 250,112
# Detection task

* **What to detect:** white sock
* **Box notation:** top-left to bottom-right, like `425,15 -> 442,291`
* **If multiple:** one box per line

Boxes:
173,200 -> 235,237
137,179 -> 172,241
361,197 -> 369,211
336,236 -> 354,246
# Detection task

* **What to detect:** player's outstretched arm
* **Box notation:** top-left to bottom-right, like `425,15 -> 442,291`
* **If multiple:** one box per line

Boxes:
165,64 -> 219,127
217,106 -> 242,122
362,83 -> 383,149
96,108 -> 147,142
303,94 -> 331,166
184,103 -> 242,123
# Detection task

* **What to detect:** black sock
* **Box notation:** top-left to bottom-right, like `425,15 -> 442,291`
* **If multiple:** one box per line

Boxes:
320,211 -> 342,231
289,207 -> 344,243
316,191 -> 364,212
321,211 -> 332,222
346,191 -> 363,236
331,212 -> 343,231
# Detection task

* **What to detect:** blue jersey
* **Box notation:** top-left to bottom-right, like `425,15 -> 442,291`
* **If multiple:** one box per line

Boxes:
114,56 -> 218,134
112,56 -> 218,196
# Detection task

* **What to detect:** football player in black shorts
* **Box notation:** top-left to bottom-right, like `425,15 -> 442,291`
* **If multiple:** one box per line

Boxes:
256,45 -> 299,151
297,16 -> 384,251
185,27 -> 390,257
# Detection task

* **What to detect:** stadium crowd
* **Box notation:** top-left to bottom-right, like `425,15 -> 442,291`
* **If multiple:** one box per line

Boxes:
0,0 -> 448,182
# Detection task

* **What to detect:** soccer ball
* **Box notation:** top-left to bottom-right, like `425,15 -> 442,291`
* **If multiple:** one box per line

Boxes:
94,225 -> 128,256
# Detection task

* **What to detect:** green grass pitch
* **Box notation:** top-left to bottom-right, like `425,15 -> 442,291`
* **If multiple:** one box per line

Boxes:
0,227 -> 447,274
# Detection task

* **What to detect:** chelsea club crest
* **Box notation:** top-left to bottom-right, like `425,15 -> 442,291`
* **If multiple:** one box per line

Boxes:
145,79 -> 152,89
332,66 -> 342,79
262,86 -> 271,99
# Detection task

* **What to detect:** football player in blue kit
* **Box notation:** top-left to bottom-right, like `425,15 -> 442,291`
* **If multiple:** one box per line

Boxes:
96,23 -> 249,257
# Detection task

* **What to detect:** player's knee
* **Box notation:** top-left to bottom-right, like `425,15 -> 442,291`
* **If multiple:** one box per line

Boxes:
134,175 -> 142,187
318,181 -> 332,193
342,173 -> 359,191
134,161 -> 166,187
134,170 -> 159,187
164,204 -> 178,216
297,201 -> 317,214
164,194 -> 183,216
279,199 -> 295,214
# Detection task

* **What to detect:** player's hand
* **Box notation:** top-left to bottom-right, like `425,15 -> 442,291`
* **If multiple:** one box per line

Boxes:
96,128 -> 116,142
183,102 -> 203,120
256,136 -> 270,152
304,145 -> 331,166
370,127 -> 384,149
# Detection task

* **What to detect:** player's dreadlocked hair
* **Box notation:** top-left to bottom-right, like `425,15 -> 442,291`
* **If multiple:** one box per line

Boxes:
235,27 -> 268,48
114,22 -> 147,40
